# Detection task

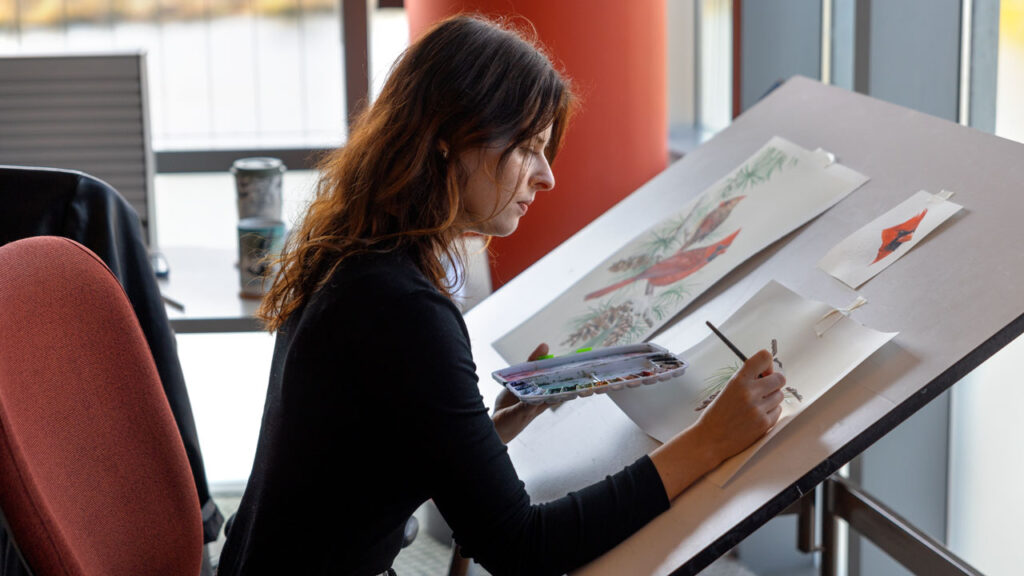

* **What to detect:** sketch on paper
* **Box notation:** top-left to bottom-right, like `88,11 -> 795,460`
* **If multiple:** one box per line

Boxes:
693,361 -> 741,412
819,190 -> 963,289
608,280 -> 897,486
693,339 -> 801,412
494,137 -> 870,363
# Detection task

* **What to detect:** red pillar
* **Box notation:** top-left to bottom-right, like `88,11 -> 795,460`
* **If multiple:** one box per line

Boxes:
407,1 -> 667,288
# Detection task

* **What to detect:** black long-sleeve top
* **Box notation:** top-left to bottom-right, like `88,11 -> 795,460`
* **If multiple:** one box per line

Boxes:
216,251 -> 670,576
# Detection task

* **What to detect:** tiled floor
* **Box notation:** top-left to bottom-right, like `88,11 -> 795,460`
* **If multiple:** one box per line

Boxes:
207,492 -> 242,569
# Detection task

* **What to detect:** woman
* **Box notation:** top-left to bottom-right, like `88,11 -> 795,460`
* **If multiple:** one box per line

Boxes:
217,14 -> 785,576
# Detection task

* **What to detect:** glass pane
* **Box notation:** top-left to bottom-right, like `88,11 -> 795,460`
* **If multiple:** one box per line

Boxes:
303,5 -> 343,141
699,0 -> 732,132
0,0 -> 346,150
0,0 -> 16,51
995,0 -> 1024,142
666,0 -> 698,153
18,0 -> 66,51
67,0 -> 115,52
369,5 -> 408,101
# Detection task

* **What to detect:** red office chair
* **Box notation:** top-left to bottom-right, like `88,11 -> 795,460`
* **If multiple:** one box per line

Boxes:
0,236 -> 203,575
0,165 -> 223,551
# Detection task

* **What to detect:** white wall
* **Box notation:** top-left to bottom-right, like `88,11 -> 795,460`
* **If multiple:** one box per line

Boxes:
667,0 -> 697,129
948,335 -> 1024,575
740,0 -> 821,112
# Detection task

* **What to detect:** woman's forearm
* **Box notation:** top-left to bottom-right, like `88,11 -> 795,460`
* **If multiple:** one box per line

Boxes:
649,424 -> 722,500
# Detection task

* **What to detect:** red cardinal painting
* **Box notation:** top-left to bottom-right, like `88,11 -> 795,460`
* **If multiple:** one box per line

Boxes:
680,196 -> 745,250
873,209 -> 927,264
586,229 -> 741,301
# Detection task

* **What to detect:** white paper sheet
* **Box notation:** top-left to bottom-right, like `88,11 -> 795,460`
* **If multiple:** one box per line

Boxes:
608,280 -> 896,486
818,190 -> 963,289
493,137 -> 869,363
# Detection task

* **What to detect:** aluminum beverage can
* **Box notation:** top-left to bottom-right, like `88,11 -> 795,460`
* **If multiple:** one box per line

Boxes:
232,157 -> 285,220
238,217 -> 286,298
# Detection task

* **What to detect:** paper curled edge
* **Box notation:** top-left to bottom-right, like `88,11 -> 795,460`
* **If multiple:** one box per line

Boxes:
814,296 -> 868,337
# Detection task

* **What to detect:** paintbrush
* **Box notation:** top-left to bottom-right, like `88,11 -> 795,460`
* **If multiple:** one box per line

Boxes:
705,320 -> 747,362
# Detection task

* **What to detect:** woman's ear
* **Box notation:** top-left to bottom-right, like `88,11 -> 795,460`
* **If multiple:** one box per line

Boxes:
439,141 -> 449,159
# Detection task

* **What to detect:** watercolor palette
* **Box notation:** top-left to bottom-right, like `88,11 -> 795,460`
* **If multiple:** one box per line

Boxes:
492,343 -> 688,405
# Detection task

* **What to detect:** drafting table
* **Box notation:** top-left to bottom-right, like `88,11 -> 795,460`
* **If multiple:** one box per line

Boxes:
462,76 -> 1024,574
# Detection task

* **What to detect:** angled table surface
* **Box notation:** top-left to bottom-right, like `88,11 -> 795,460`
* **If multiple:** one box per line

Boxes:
463,76 -> 1024,575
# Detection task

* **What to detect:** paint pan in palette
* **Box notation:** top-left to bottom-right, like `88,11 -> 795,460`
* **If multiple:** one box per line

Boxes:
492,343 -> 688,405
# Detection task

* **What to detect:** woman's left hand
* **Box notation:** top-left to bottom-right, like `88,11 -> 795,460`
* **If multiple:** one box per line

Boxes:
492,343 -> 550,444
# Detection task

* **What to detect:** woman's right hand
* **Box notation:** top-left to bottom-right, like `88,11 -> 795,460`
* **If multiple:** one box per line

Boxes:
695,349 -> 786,464
650,349 -> 786,500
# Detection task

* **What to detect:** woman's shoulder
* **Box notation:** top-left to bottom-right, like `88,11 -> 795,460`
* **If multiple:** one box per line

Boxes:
281,252 -> 469,358
308,251 -> 459,321
333,250 -> 428,291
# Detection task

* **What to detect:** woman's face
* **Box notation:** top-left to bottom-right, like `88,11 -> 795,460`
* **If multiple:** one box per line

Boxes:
458,125 -> 555,237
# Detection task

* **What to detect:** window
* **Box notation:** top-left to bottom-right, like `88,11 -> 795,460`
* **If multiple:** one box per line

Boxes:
0,0 -> 346,151
995,0 -> 1024,142
666,0 -> 732,157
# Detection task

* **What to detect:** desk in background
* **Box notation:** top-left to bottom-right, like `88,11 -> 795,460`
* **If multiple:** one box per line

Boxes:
160,245 -> 263,334
157,245 -> 273,489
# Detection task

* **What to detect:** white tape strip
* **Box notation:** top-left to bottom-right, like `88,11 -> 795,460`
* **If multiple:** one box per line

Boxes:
813,148 -> 837,167
814,295 -> 868,337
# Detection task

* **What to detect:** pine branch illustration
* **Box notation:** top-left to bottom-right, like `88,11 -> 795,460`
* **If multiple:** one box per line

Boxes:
562,301 -> 638,349
608,254 -> 652,273
695,362 -> 740,412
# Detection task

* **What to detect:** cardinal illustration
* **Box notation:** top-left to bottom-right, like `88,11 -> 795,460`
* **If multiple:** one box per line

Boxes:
585,229 -> 741,301
872,209 -> 927,264
680,196 -> 745,250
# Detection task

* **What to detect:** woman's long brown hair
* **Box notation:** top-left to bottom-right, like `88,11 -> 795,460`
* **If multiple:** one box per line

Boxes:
259,14 -> 575,332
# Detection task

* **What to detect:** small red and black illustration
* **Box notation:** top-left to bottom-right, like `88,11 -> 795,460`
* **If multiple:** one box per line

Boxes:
585,229 -> 741,301
873,209 -> 927,264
